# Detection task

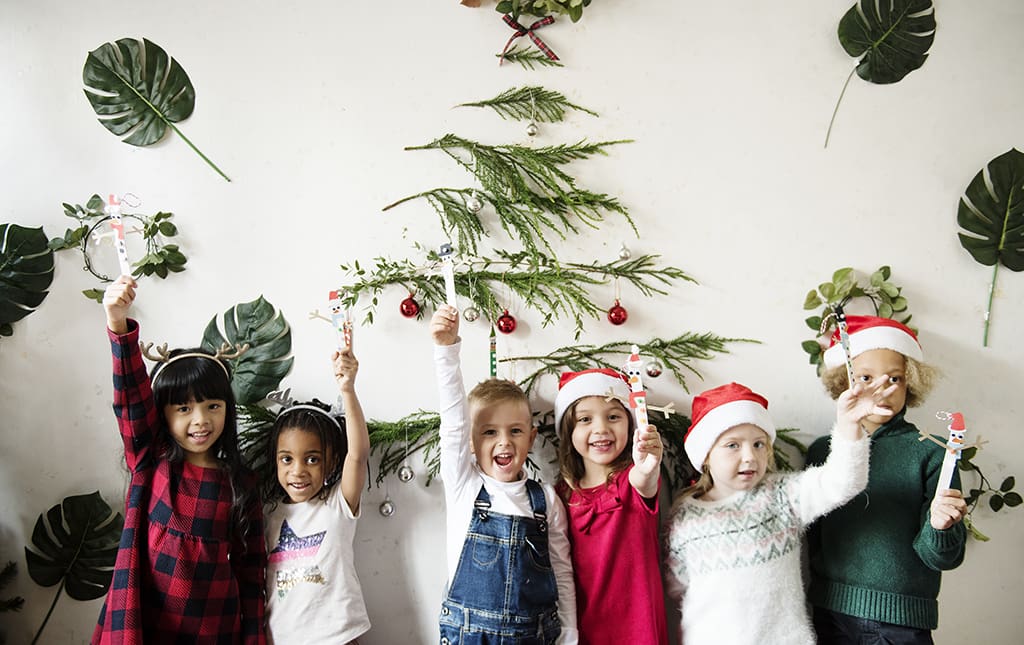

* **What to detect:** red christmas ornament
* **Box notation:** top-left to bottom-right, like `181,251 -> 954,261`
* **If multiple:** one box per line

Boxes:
399,294 -> 420,318
496,309 -> 517,334
607,299 -> 628,325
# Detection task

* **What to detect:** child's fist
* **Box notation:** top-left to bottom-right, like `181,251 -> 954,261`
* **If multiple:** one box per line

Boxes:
633,425 -> 663,470
930,488 -> 968,530
332,347 -> 359,392
103,275 -> 137,333
431,305 -> 459,346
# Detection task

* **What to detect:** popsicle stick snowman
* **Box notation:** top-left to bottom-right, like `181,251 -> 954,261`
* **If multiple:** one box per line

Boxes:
309,290 -> 353,349
616,345 -> 675,465
105,194 -> 133,277
918,411 -> 986,494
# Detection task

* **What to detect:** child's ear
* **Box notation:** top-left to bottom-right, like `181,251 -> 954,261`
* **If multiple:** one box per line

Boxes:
527,426 -> 538,447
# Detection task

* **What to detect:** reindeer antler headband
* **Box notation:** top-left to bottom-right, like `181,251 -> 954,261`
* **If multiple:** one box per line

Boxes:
267,388 -> 342,430
141,341 -> 250,385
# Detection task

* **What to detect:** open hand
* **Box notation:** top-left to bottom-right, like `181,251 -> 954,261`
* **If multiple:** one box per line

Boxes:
835,375 -> 899,437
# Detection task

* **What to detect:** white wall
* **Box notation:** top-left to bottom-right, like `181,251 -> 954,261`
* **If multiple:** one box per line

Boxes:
2,1 -> 1022,642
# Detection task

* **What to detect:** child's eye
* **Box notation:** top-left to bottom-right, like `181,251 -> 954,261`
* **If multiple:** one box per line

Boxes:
306,456 -> 320,465
577,416 -> 591,424
725,442 -> 738,449
176,405 -> 191,413
857,374 -> 872,382
754,440 -> 766,449
482,429 -> 497,436
207,402 -> 221,410
888,376 -> 902,384
511,427 -> 524,434
279,456 -> 292,465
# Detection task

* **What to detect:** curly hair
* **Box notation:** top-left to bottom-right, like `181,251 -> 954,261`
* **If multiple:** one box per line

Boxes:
557,397 -> 635,497
821,355 -> 939,408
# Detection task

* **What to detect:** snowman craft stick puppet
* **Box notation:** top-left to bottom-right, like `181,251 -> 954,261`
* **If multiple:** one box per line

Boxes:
309,291 -> 353,348
106,194 -> 133,277
918,411 -> 986,494
619,345 -> 676,465
439,243 -> 458,308
832,304 -> 856,389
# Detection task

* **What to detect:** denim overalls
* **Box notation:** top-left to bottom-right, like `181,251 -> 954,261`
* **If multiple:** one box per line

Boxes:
439,479 -> 561,645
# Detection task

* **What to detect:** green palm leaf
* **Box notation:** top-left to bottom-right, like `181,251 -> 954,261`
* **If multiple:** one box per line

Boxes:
83,38 -> 230,181
24,491 -> 122,644
0,224 -> 55,338
202,296 -> 294,405
957,148 -> 1024,346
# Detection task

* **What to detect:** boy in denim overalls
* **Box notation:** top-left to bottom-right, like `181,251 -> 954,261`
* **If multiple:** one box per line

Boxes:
431,305 -> 579,645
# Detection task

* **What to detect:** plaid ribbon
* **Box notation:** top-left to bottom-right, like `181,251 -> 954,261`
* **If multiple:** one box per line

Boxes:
500,14 -> 559,64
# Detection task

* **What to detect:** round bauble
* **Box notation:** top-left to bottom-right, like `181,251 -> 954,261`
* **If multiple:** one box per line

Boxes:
497,309 -> 517,334
399,295 -> 420,318
607,300 -> 628,326
463,306 -> 480,322
398,465 -> 415,483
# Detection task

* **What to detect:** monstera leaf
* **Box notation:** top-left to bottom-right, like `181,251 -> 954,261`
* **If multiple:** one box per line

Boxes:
957,148 -> 1024,346
83,37 -> 230,181
0,224 -> 55,338
24,491 -> 122,644
202,296 -> 294,405
825,0 -> 936,146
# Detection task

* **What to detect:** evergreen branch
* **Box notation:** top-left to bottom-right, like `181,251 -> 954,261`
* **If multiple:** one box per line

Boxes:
493,47 -> 565,70
457,86 -> 595,122
504,332 -> 759,395
383,188 -> 488,255
368,411 -> 443,486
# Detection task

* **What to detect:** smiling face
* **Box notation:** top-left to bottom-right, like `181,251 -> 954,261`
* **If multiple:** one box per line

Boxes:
470,398 -> 536,482
163,398 -> 227,467
703,424 -> 771,501
570,396 -> 631,485
276,428 -> 327,504
852,348 -> 907,434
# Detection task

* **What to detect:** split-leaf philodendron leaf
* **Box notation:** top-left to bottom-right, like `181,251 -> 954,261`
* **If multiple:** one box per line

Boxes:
839,0 -> 936,84
0,224 -> 55,338
957,148 -> 1024,346
202,296 -> 294,405
83,37 -> 230,181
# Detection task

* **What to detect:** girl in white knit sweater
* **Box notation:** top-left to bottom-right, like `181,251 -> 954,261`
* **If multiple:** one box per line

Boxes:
664,379 -> 894,645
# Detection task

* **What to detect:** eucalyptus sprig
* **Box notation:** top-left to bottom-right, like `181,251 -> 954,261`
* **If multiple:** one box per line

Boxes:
801,266 -> 911,372
504,333 -> 757,395
458,86 -> 596,122
494,45 -> 565,70
48,194 -> 187,302
339,249 -> 693,338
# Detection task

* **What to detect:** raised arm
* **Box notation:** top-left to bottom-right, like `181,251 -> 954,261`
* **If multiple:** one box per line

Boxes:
432,306 -> 474,490
628,424 -> 663,499
335,346 -> 370,514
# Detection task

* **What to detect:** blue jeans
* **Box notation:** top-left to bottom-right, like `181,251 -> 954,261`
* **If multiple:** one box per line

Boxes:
813,607 -> 934,645
439,481 -> 560,645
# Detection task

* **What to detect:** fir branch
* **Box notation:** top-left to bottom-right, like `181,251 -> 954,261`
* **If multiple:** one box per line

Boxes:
504,332 -> 759,395
494,47 -> 565,70
458,86 -> 595,122
368,411 -> 443,486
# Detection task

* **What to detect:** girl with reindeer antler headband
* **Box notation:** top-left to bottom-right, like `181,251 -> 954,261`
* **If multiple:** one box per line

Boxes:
93,275 -> 267,645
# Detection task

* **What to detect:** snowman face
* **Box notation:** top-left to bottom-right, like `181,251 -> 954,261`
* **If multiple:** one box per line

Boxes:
949,429 -> 966,444
330,302 -> 343,316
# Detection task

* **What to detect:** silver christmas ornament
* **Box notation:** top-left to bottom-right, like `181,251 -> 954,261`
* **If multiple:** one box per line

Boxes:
379,499 -> 395,517
526,122 -> 539,137
398,465 -> 415,483
463,306 -> 480,322
645,360 -> 664,378
618,244 -> 632,261
466,194 -> 483,213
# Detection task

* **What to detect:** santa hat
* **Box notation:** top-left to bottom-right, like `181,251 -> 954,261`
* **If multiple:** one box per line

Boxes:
684,383 -> 776,468
553,368 -> 631,433
822,315 -> 923,368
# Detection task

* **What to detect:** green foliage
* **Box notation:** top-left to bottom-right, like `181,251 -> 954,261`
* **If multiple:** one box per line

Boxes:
369,411 -> 444,486
959,448 -> 1021,540
202,296 -> 294,405
773,428 -> 809,473
24,491 -> 122,644
458,86 -> 596,122
339,250 -> 693,339
50,195 -> 187,301
495,45 -> 565,70
82,37 -> 229,181
801,266 -> 912,373
956,148 -> 1024,346
0,224 -> 55,339
0,561 -> 25,614
496,0 -> 592,22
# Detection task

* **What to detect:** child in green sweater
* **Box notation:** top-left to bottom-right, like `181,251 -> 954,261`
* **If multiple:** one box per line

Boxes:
806,316 -> 968,644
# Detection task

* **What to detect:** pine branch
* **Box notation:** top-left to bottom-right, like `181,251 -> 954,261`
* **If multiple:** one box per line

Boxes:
458,86 -> 595,122
494,47 -> 565,70
368,411 -> 443,486
504,332 -> 759,395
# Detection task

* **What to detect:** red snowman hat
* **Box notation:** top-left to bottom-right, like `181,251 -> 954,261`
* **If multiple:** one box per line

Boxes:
948,412 -> 965,431
823,315 -> 923,368
553,368 -> 631,433
684,382 -> 776,468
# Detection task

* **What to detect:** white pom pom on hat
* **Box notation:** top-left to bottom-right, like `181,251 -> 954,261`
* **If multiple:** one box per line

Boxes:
823,315 -> 922,368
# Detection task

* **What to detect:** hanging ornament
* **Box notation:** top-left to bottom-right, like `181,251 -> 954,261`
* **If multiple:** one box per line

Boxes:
466,193 -> 483,213
497,309 -> 517,334
398,465 -> 415,483
463,306 -> 480,322
526,122 -> 539,137
645,360 -> 664,378
618,243 -> 631,261
399,294 -> 420,318
379,498 -> 395,517
607,299 -> 628,325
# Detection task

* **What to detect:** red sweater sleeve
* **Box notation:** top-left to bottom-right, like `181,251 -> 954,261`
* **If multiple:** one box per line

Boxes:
109,319 -> 161,472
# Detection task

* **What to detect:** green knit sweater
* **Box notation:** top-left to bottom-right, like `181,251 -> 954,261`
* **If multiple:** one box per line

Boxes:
806,410 -> 966,630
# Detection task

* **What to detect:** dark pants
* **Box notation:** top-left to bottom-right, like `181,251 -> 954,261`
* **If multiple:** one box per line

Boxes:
813,607 -> 934,645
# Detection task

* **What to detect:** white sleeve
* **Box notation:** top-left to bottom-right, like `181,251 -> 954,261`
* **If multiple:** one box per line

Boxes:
436,342 -> 475,496
791,432 -> 870,526
663,506 -> 688,601
546,489 -> 578,645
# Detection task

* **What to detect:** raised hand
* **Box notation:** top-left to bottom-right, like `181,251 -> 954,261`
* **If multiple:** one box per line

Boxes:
629,424 -> 663,498
431,304 -> 460,346
103,275 -> 137,334
835,375 -> 900,439
332,346 -> 359,394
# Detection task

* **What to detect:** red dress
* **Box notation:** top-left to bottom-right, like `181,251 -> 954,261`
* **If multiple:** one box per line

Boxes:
92,321 -> 266,644
558,466 -> 668,645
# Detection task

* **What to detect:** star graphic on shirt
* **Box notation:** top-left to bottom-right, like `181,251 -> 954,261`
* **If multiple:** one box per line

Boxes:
268,519 -> 326,563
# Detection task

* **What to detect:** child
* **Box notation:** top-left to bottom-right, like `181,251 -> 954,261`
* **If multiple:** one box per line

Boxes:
431,305 -> 578,644
94,276 -> 266,644
552,369 -> 667,645
665,379 -> 895,645
262,346 -> 371,644
807,316 -> 968,643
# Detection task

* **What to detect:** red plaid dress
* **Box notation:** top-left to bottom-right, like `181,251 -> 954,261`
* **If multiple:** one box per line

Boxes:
92,321 -> 267,644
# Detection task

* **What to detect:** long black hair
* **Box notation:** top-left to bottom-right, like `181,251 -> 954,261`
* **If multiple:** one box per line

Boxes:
262,399 -> 348,513
150,348 -> 257,541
